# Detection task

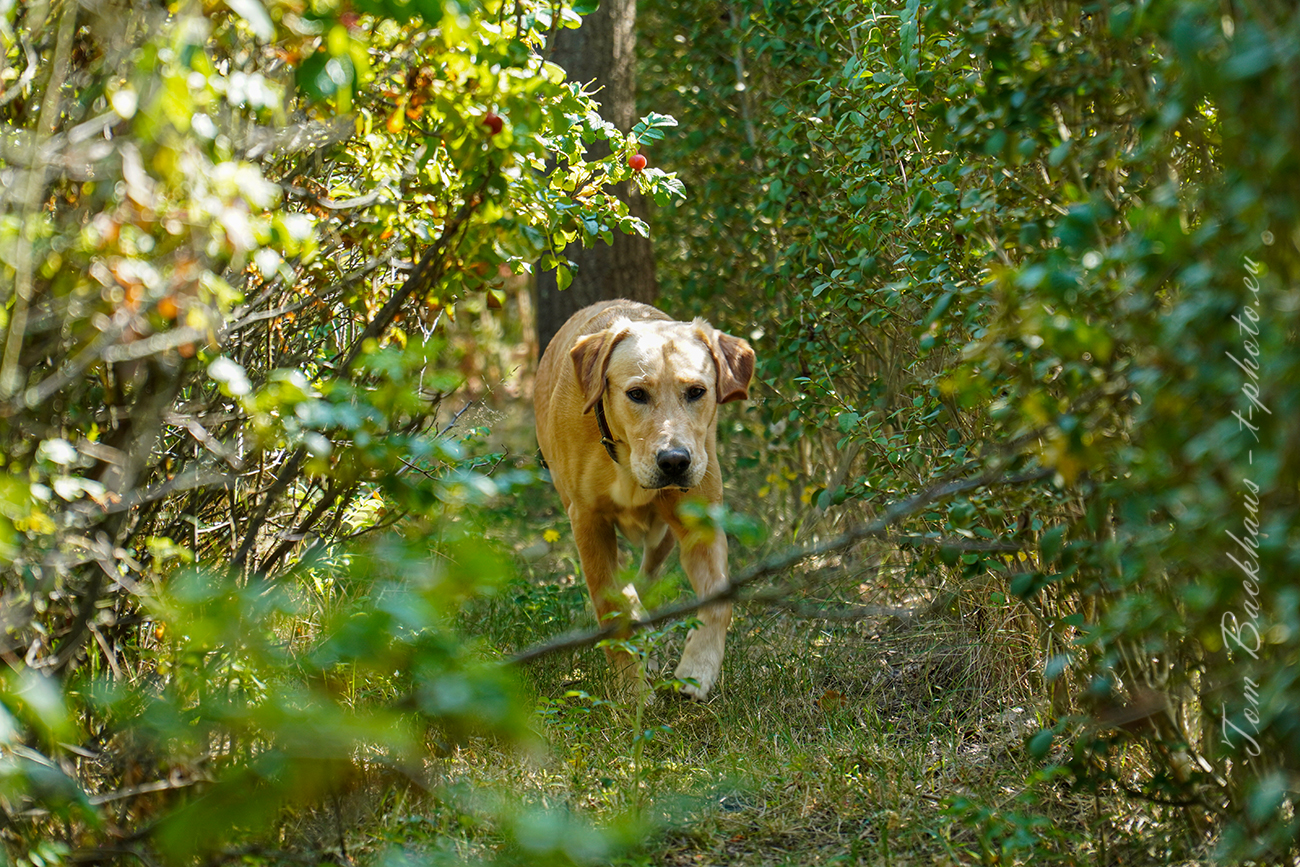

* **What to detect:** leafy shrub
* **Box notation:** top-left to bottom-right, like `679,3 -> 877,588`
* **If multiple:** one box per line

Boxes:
0,0 -> 682,859
644,0 -> 1300,859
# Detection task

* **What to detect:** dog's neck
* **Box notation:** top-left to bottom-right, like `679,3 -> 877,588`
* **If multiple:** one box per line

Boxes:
594,397 -> 620,463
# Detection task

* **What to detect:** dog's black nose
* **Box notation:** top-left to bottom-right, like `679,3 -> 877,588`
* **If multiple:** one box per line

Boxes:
656,448 -> 691,478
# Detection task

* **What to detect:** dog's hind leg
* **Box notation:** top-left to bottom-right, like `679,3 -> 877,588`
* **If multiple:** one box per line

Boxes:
639,519 -> 676,579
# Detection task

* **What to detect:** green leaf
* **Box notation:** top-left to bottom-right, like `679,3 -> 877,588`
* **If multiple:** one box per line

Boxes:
632,112 -> 678,142
1009,571 -> 1041,599
1044,653 -> 1071,682
922,290 -> 953,328
1039,525 -> 1066,563
900,0 -> 920,80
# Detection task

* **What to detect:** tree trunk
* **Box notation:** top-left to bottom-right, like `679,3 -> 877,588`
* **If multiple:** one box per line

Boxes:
534,0 -> 657,356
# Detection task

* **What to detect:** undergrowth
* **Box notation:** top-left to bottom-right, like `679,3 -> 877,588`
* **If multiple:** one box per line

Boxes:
265,373 -> 1204,867
302,447 -> 1205,866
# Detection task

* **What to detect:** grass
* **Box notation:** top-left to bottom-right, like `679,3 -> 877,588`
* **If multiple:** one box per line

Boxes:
320,483 -> 1113,866
293,380 -> 1210,866
414,582 -> 1068,865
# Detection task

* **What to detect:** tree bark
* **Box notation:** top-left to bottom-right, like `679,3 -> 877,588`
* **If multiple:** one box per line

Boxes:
534,0 -> 657,356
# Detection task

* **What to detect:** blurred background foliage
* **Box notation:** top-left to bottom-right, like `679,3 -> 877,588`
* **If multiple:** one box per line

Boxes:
0,0 -> 1298,863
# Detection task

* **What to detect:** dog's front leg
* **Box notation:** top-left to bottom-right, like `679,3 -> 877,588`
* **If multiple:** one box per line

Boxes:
570,508 -> 647,699
673,528 -> 732,701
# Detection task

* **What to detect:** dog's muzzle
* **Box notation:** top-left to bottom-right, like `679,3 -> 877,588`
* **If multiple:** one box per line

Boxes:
653,448 -> 693,488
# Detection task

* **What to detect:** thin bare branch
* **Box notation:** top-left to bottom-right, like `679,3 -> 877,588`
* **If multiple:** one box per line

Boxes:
509,466 -> 1052,665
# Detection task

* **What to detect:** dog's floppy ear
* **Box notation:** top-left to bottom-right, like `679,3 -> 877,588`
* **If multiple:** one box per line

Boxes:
570,325 -> 630,414
710,329 -> 755,404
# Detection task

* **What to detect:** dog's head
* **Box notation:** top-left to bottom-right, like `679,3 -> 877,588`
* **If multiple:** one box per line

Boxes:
570,316 -> 754,491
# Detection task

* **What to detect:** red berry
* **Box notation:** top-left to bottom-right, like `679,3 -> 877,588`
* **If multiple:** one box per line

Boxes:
483,112 -> 504,136
629,153 -> 647,171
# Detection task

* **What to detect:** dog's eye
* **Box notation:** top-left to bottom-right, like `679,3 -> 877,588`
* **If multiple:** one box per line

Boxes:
685,385 -> 707,402
626,388 -> 648,404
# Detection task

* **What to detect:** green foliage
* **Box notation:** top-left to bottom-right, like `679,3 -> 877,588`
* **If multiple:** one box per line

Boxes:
0,0 -> 683,860
3,0 -> 1299,859
644,0 -> 1300,859
944,769 -> 1082,865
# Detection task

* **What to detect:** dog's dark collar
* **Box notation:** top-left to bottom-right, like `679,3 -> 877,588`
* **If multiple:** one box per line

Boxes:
594,397 -> 620,463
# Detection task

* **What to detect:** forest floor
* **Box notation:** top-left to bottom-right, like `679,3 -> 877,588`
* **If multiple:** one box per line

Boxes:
289,443 -> 1196,865
279,350 -> 1206,866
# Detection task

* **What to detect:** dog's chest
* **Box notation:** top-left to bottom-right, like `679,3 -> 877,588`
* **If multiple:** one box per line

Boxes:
605,471 -> 658,511
597,469 -> 676,546
613,504 -> 659,546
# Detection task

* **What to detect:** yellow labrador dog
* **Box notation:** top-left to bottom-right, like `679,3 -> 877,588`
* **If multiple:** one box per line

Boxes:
534,300 -> 755,700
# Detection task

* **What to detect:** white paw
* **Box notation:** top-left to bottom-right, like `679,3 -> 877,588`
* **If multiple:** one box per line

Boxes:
674,631 -> 723,701
676,675 -> 713,701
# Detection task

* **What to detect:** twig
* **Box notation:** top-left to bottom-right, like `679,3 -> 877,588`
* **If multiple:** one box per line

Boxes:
438,399 -> 477,437
257,481 -> 349,573
894,533 -> 1023,552
745,596 -> 920,621
103,465 -> 234,514
282,182 -> 383,211
232,449 -> 304,571
9,310 -> 132,413
88,775 -> 208,806
101,326 -> 208,363
509,466 -> 1052,665
0,3 -> 77,398
335,179 -> 488,374
233,173 -> 494,571
46,541 -> 115,674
